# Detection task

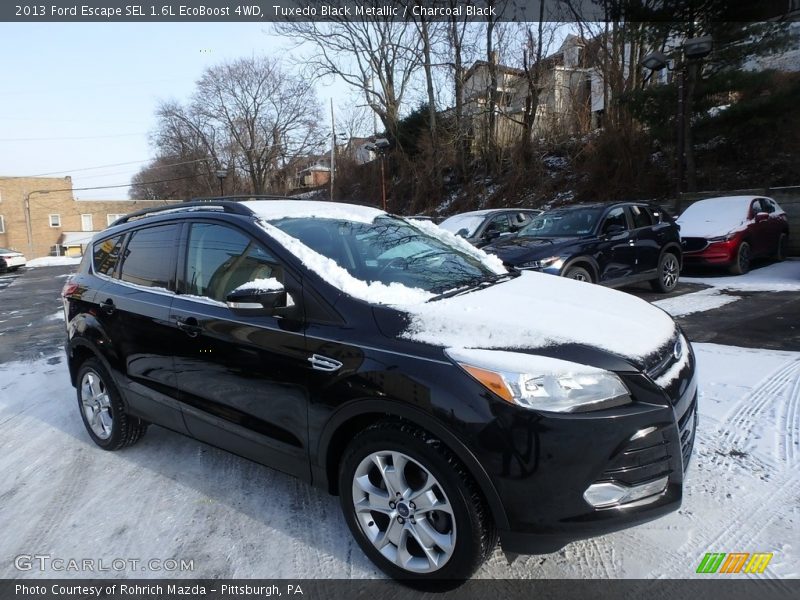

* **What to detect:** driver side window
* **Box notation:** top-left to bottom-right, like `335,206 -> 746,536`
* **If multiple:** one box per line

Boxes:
185,223 -> 281,303
485,215 -> 511,234
601,207 -> 628,234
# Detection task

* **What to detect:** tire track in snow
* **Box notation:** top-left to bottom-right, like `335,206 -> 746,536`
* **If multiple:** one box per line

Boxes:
710,358 -> 800,471
779,366 -> 800,465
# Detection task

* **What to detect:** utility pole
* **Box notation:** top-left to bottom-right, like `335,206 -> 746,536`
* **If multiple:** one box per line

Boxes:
330,98 -> 336,202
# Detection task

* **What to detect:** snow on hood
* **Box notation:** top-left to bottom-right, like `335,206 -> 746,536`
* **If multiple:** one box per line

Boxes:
677,196 -> 751,238
400,271 -> 676,362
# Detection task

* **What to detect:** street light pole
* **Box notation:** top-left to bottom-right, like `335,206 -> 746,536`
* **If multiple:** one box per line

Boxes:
215,167 -> 228,196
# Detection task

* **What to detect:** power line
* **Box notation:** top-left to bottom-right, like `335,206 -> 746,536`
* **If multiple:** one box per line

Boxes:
27,174 -> 200,196
0,132 -> 146,142
27,157 -> 213,177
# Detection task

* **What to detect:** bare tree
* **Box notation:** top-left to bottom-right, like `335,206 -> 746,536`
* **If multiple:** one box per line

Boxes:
274,12 -> 422,146
137,56 -> 323,197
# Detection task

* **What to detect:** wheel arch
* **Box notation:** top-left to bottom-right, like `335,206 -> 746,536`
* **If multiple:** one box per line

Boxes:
561,256 -> 599,282
315,400 -> 510,530
660,242 -> 683,270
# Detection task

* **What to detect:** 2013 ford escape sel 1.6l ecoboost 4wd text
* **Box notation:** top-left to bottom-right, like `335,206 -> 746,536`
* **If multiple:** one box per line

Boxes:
62,199 -> 697,584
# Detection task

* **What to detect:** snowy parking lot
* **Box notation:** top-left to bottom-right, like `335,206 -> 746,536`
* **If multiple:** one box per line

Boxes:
0,260 -> 798,579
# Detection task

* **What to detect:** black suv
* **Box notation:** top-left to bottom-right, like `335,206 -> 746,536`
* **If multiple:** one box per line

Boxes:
485,202 -> 683,293
63,199 -> 696,584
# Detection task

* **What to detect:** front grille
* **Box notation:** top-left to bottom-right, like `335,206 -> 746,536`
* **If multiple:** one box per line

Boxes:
682,237 -> 708,253
678,396 -> 698,470
597,428 -> 672,486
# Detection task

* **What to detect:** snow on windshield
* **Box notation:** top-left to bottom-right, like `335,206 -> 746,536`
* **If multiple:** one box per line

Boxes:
677,196 -> 752,238
439,214 -> 485,238
408,218 -> 506,274
401,271 -> 676,361
256,219 -> 434,305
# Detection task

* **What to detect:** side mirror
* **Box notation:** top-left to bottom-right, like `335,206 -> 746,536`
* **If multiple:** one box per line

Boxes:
754,212 -> 769,223
603,224 -> 626,238
226,280 -> 290,315
456,228 -> 469,238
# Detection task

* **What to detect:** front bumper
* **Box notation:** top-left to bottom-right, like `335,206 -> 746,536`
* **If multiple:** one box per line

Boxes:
482,354 -> 697,555
682,240 -> 737,265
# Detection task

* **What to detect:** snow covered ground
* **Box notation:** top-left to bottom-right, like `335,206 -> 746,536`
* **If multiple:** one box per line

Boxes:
0,342 -> 797,579
654,259 -> 800,317
25,256 -> 82,268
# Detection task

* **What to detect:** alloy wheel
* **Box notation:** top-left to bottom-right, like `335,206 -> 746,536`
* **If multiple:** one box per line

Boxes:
80,371 -> 113,440
351,450 -> 456,574
662,255 -> 679,290
739,243 -> 751,273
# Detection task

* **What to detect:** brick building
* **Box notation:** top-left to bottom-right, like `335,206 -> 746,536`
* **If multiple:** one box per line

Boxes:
0,176 -> 176,259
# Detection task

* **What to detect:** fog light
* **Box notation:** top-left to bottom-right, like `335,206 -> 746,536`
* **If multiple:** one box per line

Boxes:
583,476 -> 669,508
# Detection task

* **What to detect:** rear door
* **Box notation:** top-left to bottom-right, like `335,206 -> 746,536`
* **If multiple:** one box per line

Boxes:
596,206 -> 636,283
628,204 -> 660,276
96,222 -> 188,434
749,198 -> 772,256
170,220 -> 311,479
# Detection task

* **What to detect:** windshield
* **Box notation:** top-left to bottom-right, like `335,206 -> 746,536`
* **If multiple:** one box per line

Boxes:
519,207 -> 603,237
439,214 -> 485,238
270,216 -> 498,294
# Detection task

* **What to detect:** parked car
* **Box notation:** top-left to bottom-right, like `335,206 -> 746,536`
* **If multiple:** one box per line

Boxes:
677,195 -> 790,275
439,208 -> 541,247
63,199 -> 696,584
484,202 -> 683,293
0,248 -> 26,273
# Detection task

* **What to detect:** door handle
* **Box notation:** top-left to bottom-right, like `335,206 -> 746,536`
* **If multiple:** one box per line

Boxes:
308,354 -> 342,372
99,299 -> 115,315
175,316 -> 201,338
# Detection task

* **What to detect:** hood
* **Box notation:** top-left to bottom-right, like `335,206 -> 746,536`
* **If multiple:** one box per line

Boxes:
397,271 -> 676,365
485,236 -> 581,264
677,218 -> 746,239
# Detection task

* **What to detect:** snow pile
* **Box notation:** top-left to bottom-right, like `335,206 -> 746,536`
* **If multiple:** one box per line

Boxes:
654,288 -> 739,317
683,259 -> 800,292
401,271 -> 676,361
231,278 -> 283,293
245,200 -> 383,224
26,256 -> 82,268
676,196 -> 753,238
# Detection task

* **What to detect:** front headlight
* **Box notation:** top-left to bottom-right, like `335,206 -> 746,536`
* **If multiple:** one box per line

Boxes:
708,233 -> 736,242
520,255 -> 561,270
446,348 -> 630,413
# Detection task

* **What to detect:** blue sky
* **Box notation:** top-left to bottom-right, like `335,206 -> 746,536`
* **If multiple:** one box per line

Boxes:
0,23 -> 347,199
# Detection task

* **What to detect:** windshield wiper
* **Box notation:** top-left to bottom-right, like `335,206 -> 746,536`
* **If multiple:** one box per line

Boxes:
429,271 -> 518,302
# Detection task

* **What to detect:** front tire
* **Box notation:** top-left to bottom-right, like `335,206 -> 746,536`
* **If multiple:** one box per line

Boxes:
76,358 -> 147,450
729,241 -> 752,275
563,265 -> 593,283
338,421 -> 496,586
774,233 -> 788,262
650,252 -> 680,293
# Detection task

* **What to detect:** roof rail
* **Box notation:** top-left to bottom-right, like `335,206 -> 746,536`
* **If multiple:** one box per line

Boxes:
110,200 -> 256,227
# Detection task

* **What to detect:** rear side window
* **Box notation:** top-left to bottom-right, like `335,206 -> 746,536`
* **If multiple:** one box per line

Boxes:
92,234 -> 125,277
119,224 -> 179,290
630,205 -> 654,229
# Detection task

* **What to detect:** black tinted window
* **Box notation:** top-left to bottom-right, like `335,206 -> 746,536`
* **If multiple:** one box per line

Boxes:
185,223 -> 279,302
485,215 -> 511,234
92,234 -> 125,277
630,205 -> 654,229
119,224 -> 179,289
602,207 -> 628,233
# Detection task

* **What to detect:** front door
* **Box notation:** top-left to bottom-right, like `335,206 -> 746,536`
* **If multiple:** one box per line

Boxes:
596,206 -> 636,283
170,221 -> 310,479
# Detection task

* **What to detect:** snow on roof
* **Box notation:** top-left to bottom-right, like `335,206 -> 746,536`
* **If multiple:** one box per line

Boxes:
401,271 -> 676,361
677,195 -> 756,238
243,200 -> 385,224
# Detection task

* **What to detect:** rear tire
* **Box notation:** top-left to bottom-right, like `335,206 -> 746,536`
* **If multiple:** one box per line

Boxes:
650,252 -> 680,293
729,241 -> 751,275
338,421 -> 496,587
76,358 -> 147,450
563,265 -> 593,283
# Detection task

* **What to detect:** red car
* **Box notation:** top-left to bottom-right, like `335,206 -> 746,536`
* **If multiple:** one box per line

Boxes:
677,196 -> 789,274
